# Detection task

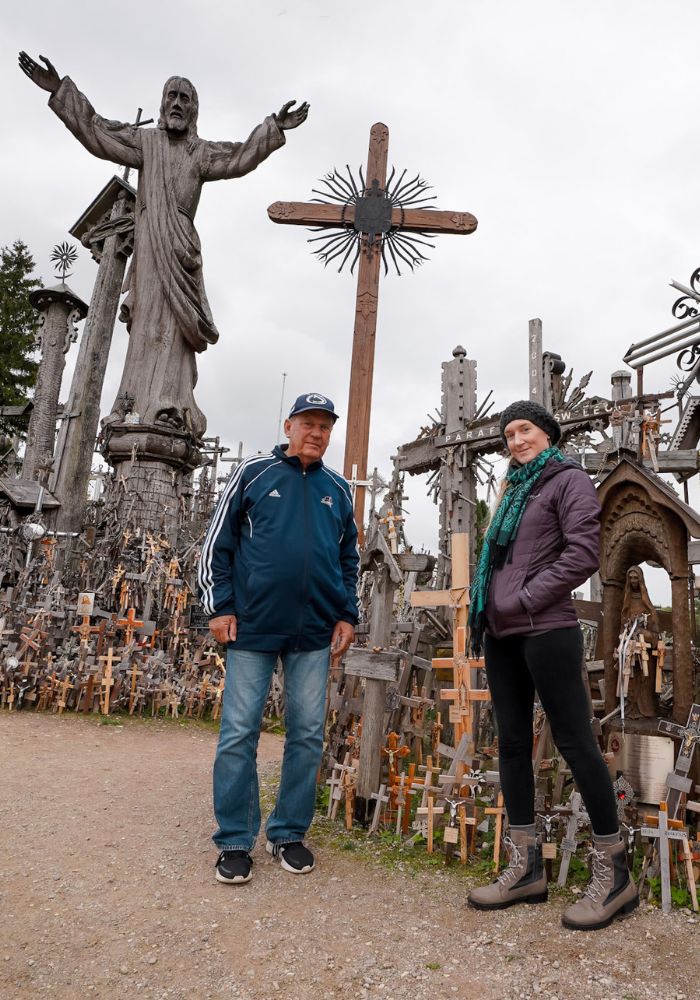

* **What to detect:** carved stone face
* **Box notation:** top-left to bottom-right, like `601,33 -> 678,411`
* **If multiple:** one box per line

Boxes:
161,78 -> 196,133
627,567 -> 641,592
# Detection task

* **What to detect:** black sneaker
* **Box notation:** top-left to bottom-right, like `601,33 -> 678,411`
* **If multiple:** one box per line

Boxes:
266,840 -> 314,873
215,850 -> 253,884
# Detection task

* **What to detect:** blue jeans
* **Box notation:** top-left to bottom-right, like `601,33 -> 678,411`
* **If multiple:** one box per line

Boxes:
213,646 -> 330,852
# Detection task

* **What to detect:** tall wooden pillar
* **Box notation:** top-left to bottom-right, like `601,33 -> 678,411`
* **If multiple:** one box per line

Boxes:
23,282 -> 87,482
52,177 -> 135,532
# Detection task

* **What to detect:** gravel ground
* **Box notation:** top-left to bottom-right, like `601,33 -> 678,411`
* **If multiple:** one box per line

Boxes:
0,712 -> 698,1000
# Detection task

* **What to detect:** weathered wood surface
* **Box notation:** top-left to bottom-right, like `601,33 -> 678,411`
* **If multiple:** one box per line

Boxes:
584,450 -> 700,475
343,647 -> 402,682
268,201 -> 477,235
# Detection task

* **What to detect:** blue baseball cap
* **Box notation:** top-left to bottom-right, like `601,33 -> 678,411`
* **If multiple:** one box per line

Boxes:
288,392 -> 339,421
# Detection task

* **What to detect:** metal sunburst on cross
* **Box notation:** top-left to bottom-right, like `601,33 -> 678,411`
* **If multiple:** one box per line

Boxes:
50,241 -> 78,282
268,123 -> 478,533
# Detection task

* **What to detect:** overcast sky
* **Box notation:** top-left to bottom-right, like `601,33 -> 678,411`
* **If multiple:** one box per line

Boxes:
4,1 -> 700,601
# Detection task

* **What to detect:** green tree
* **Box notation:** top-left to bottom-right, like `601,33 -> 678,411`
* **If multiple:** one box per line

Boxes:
0,240 -> 40,435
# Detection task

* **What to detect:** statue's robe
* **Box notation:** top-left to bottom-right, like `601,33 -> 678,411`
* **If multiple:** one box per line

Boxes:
49,77 -> 285,437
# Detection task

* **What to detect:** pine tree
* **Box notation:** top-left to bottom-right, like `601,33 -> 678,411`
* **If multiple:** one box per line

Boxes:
0,240 -> 40,435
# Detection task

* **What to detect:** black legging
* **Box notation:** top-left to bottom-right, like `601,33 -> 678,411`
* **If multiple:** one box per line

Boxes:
485,626 -> 619,835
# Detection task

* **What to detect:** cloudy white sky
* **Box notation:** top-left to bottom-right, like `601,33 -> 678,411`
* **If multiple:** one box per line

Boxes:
4,1 -> 700,598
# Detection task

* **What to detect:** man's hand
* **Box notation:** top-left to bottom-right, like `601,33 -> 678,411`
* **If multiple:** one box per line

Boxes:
19,52 -> 61,93
275,99 -> 310,131
209,614 -> 237,645
330,620 -> 354,661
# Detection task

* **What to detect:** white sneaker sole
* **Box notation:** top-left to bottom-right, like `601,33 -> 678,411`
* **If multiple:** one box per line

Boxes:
215,868 -> 252,884
266,840 -> 314,874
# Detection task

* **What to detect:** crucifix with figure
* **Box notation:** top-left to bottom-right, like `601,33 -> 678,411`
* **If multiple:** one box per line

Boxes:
268,123 -> 478,534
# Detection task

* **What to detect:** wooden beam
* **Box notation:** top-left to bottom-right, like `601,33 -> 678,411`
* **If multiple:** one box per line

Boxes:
268,201 -> 477,235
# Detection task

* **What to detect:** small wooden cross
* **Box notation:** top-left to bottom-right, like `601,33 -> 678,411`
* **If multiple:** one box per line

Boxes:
641,801 -> 698,914
72,614 -> 101,650
56,675 -> 73,715
653,639 -> 665,694
368,783 -> 390,835
381,731 -> 410,783
98,647 -> 118,714
211,675 -> 226,721
116,607 -> 144,645
553,791 -> 590,887
485,790 -> 506,872
415,798 -> 445,854
127,659 -> 143,714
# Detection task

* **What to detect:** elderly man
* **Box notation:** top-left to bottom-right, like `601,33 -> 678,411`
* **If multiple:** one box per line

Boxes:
198,393 -> 359,883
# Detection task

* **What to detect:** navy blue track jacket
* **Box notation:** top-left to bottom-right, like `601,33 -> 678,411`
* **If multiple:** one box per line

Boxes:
197,445 -> 360,651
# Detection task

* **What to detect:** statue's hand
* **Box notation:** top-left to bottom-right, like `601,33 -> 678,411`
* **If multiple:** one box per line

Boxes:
274,99 -> 310,131
18,51 -> 61,93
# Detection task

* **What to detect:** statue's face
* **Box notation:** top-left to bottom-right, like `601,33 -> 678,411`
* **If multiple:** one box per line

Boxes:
162,79 -> 195,133
628,568 -> 640,591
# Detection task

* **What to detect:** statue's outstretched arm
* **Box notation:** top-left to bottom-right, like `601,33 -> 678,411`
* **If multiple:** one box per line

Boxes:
20,52 -> 143,171
203,100 -> 309,183
18,51 -> 60,93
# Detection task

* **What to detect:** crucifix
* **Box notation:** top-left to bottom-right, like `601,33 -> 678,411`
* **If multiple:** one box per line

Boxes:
268,123 -> 477,531
658,703 -> 700,820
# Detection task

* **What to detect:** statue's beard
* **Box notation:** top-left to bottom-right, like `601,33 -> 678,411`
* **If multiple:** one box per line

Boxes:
164,111 -> 188,133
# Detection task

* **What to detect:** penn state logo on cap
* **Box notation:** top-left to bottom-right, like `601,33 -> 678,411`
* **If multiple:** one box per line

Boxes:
288,392 -> 340,421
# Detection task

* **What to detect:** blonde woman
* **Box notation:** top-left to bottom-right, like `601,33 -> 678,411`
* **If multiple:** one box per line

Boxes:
467,400 -> 637,931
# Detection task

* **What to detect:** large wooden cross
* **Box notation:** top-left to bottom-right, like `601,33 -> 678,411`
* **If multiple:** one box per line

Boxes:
268,123 -> 477,531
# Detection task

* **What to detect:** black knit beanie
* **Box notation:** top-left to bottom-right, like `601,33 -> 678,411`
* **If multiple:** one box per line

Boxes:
499,400 -> 561,445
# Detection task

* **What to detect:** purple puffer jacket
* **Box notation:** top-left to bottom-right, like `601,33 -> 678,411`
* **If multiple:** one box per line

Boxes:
485,457 -> 600,638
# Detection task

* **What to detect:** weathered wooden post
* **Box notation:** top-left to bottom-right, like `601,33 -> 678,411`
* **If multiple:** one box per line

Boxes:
22,274 -> 87,482
345,499 -> 404,817
51,176 -> 136,531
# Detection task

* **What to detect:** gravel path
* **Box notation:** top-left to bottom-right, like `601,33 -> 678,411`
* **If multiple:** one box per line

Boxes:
0,712 -> 697,1000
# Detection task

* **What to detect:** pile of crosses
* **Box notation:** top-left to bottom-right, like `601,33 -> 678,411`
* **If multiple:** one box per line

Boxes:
0,477 -> 284,723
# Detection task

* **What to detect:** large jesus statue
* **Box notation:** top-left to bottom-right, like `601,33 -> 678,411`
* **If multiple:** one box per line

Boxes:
19,52 -> 309,439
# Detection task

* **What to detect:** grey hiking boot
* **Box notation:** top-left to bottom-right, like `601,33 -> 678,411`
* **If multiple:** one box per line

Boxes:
467,828 -> 548,910
561,838 -> 638,931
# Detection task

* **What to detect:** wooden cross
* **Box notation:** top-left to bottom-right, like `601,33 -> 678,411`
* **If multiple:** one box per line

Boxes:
553,791 -> 589,887
98,647 -> 118,714
211,674 -> 226,721
268,123 -> 477,530
56,675 -> 73,715
116,607 -> 144,645
411,532 -> 488,751
368,783 -> 390,835
641,801 -> 699,914
381,731 -> 410,783
415,797 -> 445,853
128,659 -> 143,715
484,790 -> 506,872
72,614 -> 101,650
653,639 -> 665,694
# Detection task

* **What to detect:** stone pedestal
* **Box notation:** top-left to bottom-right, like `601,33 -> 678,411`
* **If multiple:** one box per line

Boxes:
101,421 -> 202,543
23,283 -> 88,482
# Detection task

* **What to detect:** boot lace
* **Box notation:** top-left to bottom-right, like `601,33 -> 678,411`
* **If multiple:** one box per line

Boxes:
496,836 -> 523,886
584,846 -> 611,902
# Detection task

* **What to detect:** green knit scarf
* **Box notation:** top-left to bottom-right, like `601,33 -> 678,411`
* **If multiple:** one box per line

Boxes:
468,446 -> 565,656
